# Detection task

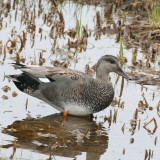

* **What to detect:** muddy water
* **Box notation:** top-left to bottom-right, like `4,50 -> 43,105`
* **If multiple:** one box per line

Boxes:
0,0 -> 160,160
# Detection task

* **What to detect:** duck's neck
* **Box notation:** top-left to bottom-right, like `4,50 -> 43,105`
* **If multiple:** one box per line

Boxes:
95,66 -> 110,82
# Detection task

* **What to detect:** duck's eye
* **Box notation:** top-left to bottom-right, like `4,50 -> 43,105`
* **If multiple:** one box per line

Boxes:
107,59 -> 115,64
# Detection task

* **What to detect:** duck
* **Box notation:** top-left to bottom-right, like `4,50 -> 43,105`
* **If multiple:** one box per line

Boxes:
6,55 -> 130,118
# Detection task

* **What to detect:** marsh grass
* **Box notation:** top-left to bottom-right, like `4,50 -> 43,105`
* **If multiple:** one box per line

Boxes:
60,0 -> 84,37
73,2 -> 87,37
76,13 -> 82,37
119,36 -> 125,65
132,47 -> 137,65
115,36 -> 125,85
115,75 -> 120,85
148,0 -> 160,24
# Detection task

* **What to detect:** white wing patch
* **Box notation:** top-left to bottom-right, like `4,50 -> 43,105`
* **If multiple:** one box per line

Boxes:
39,78 -> 50,83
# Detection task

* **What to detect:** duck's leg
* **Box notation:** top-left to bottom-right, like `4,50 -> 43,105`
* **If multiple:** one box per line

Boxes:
63,111 -> 68,120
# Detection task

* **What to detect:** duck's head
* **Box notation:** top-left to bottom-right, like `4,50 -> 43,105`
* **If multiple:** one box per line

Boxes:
96,55 -> 131,80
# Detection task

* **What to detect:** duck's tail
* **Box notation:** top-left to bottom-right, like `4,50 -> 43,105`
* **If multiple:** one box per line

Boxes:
11,63 -> 26,69
6,73 -> 40,95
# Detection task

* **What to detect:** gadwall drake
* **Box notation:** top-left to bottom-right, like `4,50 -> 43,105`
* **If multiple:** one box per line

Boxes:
6,55 -> 130,117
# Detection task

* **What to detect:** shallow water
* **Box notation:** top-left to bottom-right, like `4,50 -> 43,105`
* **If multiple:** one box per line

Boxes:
0,0 -> 160,160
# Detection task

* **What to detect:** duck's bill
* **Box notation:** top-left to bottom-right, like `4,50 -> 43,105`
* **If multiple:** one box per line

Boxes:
115,69 -> 131,80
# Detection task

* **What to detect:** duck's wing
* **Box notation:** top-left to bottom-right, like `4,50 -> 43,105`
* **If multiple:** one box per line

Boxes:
11,64 -> 93,83
45,67 -> 93,82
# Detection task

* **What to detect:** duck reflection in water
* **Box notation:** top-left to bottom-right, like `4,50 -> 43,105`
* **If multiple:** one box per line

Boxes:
3,113 -> 108,160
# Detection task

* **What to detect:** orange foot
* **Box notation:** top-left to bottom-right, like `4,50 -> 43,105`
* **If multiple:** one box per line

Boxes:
63,111 -> 68,120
